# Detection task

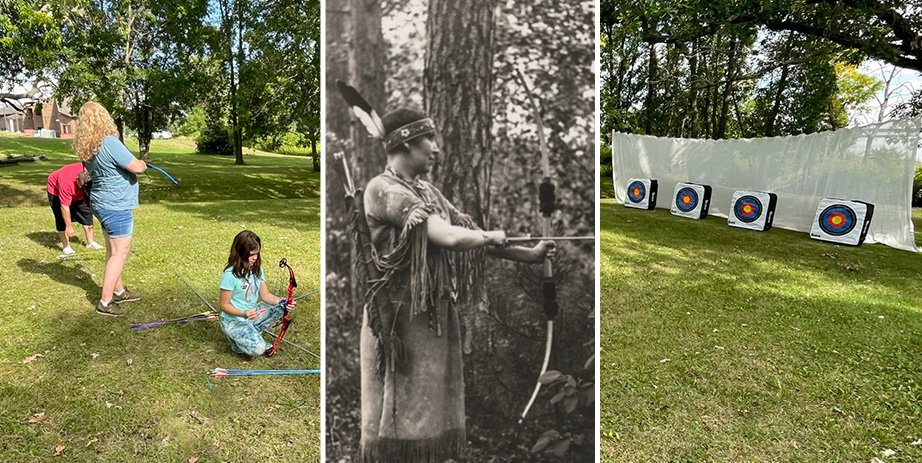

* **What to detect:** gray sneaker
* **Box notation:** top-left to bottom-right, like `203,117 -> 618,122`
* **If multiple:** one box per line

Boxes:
112,287 -> 141,303
96,300 -> 127,316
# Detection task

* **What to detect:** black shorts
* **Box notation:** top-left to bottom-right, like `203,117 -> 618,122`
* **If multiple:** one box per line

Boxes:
48,192 -> 94,231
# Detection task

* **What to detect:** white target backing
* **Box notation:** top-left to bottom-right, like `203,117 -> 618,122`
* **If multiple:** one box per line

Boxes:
809,198 -> 874,246
670,182 -> 711,219
728,190 -> 777,231
624,178 -> 658,210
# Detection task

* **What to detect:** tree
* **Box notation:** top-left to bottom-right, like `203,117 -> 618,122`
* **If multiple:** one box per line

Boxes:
239,0 -> 321,169
425,0 -> 494,225
0,0 -> 63,106
600,0 -> 912,144
210,0 -> 320,165
44,0 -> 210,158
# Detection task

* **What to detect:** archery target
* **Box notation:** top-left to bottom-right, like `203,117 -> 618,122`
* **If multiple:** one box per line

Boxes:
809,198 -> 874,246
624,178 -> 658,210
728,190 -> 777,231
670,182 -> 711,219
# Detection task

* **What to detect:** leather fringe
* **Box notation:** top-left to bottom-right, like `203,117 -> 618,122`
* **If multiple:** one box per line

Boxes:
362,428 -> 465,463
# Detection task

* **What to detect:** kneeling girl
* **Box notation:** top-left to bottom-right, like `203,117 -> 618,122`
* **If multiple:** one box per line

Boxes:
219,230 -> 295,356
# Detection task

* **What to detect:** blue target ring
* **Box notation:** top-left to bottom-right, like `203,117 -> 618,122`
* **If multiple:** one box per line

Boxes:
819,205 -> 856,236
734,196 -> 762,223
628,181 -> 646,203
675,187 -> 699,212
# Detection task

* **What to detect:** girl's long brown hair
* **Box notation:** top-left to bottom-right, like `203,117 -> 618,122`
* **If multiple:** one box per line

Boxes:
225,230 -> 262,279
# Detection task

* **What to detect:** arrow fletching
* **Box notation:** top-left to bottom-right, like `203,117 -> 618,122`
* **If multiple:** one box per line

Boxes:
336,80 -> 386,138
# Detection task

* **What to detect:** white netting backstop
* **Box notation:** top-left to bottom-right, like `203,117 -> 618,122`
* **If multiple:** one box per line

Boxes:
612,119 -> 920,252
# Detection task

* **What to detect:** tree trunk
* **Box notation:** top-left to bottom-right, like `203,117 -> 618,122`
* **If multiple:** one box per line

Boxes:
643,42 -> 658,135
426,0 -> 494,227
221,0 -> 244,165
234,0 -> 245,165
310,135 -> 319,171
716,35 -> 739,139
349,0 -> 387,183
764,63 -> 790,137
115,115 -> 125,143
688,39 -> 699,138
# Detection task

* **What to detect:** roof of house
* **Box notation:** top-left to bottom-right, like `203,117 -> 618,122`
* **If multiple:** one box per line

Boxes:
0,105 -> 21,117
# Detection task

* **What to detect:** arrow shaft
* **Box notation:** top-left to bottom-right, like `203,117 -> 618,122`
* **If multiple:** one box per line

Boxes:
175,272 -> 218,313
505,236 -> 595,242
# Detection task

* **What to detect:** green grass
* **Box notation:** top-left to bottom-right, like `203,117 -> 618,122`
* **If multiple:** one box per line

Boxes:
0,133 -> 322,462
600,200 -> 922,462
0,133 -> 320,208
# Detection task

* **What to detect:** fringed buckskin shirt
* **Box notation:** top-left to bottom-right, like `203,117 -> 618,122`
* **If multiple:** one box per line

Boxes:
360,167 -> 482,463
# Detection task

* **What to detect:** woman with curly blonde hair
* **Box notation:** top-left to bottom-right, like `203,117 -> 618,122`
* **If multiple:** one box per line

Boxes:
74,101 -> 147,316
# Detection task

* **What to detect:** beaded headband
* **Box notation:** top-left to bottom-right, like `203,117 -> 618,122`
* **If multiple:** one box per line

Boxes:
382,118 -> 436,152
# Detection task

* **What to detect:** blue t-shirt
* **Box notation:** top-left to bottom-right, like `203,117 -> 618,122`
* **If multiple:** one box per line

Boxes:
87,136 -> 139,211
219,267 -> 266,320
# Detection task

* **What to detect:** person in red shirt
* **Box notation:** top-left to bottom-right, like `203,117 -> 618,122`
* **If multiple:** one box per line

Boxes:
47,162 -> 103,255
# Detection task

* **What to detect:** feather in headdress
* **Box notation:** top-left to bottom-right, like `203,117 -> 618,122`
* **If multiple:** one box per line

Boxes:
336,80 -> 386,139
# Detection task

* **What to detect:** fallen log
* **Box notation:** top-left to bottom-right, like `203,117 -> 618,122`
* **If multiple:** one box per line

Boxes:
0,154 -> 47,165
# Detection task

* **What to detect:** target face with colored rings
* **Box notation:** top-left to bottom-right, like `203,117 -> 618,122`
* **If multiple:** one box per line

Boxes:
734,196 -> 762,223
819,205 -> 857,236
675,188 -> 699,212
628,181 -> 646,203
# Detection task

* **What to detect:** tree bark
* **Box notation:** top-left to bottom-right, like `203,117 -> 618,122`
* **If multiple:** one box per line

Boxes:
716,35 -> 739,139
688,39 -> 699,138
425,0 -> 494,227
764,63 -> 790,137
349,0 -> 387,184
643,41 -> 658,135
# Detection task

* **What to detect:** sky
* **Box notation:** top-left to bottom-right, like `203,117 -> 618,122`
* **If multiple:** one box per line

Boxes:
850,60 -> 922,161
851,60 -> 920,126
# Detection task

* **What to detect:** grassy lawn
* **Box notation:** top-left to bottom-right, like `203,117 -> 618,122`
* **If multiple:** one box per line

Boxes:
0,133 -> 322,462
600,199 -> 922,462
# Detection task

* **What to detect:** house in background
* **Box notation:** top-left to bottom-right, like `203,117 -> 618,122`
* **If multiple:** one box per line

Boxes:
0,98 -> 76,138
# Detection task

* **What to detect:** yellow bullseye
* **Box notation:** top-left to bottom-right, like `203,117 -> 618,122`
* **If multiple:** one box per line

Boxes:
831,216 -> 843,225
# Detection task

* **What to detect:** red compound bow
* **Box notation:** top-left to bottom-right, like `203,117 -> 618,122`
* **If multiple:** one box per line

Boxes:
265,258 -> 297,357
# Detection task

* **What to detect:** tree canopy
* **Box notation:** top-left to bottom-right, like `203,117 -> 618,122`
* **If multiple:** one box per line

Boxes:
601,0 -> 921,146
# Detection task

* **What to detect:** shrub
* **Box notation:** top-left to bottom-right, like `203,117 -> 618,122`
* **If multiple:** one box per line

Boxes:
174,106 -> 207,138
196,124 -> 233,156
600,143 -> 613,178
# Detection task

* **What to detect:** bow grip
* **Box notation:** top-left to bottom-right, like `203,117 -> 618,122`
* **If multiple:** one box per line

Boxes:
542,278 -> 558,319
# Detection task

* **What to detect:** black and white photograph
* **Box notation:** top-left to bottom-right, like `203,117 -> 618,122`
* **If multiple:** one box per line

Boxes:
324,0 -> 596,461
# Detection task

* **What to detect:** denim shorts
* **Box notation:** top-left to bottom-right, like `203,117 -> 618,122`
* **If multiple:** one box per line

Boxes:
93,208 -> 134,238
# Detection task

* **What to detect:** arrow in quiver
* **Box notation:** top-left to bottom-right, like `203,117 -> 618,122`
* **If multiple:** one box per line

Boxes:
809,198 -> 874,246
670,182 -> 712,219
728,190 -> 778,232
624,178 -> 658,210
331,152 -> 405,375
